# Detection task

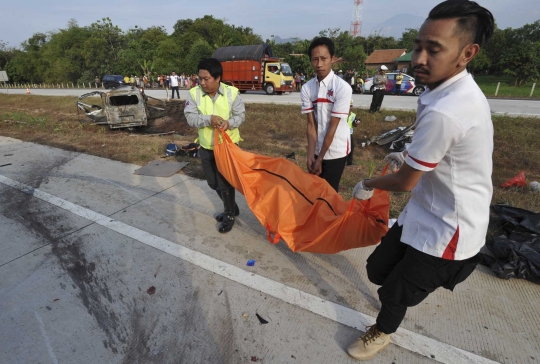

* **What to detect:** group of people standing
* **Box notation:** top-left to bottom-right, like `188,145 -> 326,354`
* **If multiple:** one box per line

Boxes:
121,73 -> 201,90
184,0 -> 495,361
294,73 -> 307,91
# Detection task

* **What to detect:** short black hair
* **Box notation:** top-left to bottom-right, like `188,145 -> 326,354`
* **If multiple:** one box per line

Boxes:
307,37 -> 335,58
197,58 -> 223,81
428,0 -> 494,47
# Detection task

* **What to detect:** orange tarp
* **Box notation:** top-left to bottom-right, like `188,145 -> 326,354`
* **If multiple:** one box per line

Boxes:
213,130 -> 390,254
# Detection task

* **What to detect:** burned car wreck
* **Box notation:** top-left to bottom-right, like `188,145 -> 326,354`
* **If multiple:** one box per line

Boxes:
76,86 -> 166,129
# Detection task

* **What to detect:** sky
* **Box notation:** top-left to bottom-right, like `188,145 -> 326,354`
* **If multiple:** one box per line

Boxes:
2,0 -> 539,48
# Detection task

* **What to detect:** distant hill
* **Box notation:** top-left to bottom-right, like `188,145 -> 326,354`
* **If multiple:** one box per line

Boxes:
273,35 -> 302,44
364,13 -> 425,39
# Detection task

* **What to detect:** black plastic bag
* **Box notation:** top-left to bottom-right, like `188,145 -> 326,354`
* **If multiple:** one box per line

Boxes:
480,204 -> 540,284
177,143 -> 200,158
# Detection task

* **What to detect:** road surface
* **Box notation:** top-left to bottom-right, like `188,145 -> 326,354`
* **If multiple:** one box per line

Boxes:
1,136 -> 538,364
2,87 -> 540,117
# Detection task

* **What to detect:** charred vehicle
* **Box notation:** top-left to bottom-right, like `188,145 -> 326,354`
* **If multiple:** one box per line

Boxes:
76,86 -> 166,129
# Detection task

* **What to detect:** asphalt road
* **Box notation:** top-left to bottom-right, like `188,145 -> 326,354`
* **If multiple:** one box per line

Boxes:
2,87 -> 540,117
1,136 -> 539,364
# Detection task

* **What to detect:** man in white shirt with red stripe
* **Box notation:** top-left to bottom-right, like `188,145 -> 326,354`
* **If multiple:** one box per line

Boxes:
347,0 -> 495,360
301,37 -> 353,192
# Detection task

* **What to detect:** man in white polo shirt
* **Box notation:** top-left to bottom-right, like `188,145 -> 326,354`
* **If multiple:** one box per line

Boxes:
301,37 -> 352,192
170,71 -> 180,99
347,0 -> 495,360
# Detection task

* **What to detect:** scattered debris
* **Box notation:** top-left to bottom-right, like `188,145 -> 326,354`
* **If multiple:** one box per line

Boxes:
291,355 -> 296,359
134,160 -> 188,177
46,306 -> 52,310
480,204 -> 540,284
384,115 -> 397,122
218,290 -> 223,296
371,124 -> 414,146
530,181 -> 540,192
0,163 -> 11,167
255,313 -> 269,324
3,154 -> 14,156
166,143 -> 179,156
431,354 -> 436,359
53,299 -> 59,302
247,259 -> 256,267
178,143 -> 200,158
242,313 -> 249,320
147,286 -> 156,295
390,129 -> 414,152
286,152 -> 296,160
501,171 -> 527,187
3,120 -> 26,124
145,131 -> 177,137
251,356 -> 259,362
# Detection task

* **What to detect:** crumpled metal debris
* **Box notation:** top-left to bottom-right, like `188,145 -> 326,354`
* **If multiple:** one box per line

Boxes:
76,86 -> 166,129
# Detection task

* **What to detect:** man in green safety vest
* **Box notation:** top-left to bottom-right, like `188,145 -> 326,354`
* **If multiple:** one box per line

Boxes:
184,58 -> 246,233
346,100 -> 360,166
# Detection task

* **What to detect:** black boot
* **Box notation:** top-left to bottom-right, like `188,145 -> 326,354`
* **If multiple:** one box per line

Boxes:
215,190 -> 239,222
218,189 -> 236,233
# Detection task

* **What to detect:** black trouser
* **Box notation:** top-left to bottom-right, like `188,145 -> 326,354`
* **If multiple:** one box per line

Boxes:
171,86 -> 180,99
395,83 -> 401,95
370,89 -> 385,112
316,155 -> 347,192
366,223 -> 481,334
198,147 -> 234,193
346,134 -> 354,165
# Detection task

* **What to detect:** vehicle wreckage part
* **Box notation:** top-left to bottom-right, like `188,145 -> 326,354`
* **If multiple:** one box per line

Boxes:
76,86 -> 166,129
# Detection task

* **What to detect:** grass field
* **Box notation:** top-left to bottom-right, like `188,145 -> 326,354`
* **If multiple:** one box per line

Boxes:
1,94 -> 539,223
474,75 -> 539,99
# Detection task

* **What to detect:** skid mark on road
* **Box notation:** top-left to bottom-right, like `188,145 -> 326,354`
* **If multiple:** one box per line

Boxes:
0,174 -> 500,364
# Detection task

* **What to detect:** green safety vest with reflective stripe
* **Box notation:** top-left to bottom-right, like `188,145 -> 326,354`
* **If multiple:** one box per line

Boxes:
189,83 -> 241,150
347,112 -> 356,135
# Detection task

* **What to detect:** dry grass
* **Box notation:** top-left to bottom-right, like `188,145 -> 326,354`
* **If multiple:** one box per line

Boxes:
1,94 -> 539,219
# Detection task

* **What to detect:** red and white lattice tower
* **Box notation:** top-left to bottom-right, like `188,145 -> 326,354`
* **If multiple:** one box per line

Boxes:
350,0 -> 363,37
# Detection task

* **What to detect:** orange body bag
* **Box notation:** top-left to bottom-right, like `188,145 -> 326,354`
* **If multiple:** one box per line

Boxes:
213,130 -> 390,254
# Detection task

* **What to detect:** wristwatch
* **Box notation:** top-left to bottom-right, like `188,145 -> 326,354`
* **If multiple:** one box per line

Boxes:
363,178 -> 374,191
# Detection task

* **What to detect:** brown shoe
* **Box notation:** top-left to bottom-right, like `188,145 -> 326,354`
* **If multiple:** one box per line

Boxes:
347,325 -> 391,361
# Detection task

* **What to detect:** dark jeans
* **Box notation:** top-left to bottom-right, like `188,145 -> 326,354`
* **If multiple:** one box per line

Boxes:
395,83 -> 402,95
316,155 -> 347,192
346,134 -> 354,165
366,223 -> 481,334
198,147 -> 234,193
370,89 -> 385,112
171,86 -> 180,99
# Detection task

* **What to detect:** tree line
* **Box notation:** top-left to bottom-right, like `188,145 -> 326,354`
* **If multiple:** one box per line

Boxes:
0,16 -> 538,86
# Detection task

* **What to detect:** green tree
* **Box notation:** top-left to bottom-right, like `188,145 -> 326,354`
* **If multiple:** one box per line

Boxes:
153,38 -> 182,74
398,28 -> 418,52
341,45 -> 367,73
183,39 -> 214,74
501,40 -> 540,85
82,18 -> 125,75
468,48 -> 491,74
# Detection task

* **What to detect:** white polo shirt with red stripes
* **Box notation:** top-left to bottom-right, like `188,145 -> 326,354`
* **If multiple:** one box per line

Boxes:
397,70 -> 493,260
301,70 -> 353,159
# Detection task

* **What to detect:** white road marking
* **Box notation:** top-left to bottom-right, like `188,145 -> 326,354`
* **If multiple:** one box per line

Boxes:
34,311 -> 60,364
1,175 -> 499,364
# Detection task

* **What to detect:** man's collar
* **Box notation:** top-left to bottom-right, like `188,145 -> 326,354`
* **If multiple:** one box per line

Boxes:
318,70 -> 335,86
201,83 -> 225,97
419,69 -> 469,105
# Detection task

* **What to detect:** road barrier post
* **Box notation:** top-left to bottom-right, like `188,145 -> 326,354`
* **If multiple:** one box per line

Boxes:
530,83 -> 536,98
